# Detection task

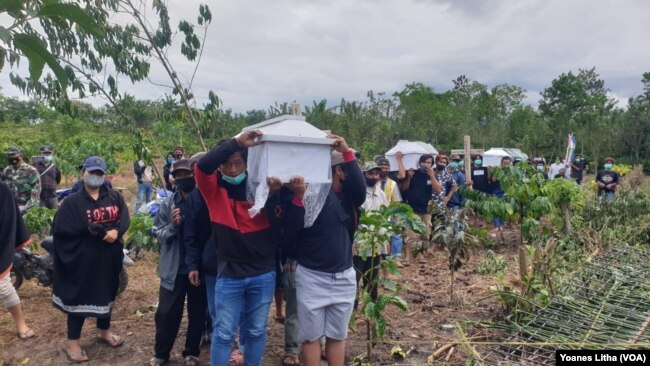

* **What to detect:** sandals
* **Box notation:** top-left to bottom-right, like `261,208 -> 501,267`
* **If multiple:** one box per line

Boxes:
283,354 -> 300,366
62,347 -> 89,363
18,328 -> 35,340
97,334 -> 125,348
149,357 -> 168,365
184,355 -> 200,366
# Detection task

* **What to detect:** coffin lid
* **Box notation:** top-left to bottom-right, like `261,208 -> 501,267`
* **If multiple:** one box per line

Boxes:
385,140 -> 438,155
242,115 -> 333,145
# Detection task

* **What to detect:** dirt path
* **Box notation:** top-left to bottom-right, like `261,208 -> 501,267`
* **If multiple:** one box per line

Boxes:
1,235 -> 520,366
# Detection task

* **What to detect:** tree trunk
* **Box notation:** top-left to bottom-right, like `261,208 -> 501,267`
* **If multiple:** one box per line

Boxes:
366,318 -> 372,359
125,0 -> 207,151
518,246 -> 528,283
518,216 -> 527,282
450,270 -> 455,301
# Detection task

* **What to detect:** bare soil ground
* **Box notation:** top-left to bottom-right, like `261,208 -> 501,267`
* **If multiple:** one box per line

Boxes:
1,174 -> 522,365
1,242 -> 519,365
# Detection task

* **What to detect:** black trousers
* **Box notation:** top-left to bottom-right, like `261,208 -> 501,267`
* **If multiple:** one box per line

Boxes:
67,313 -> 111,340
353,255 -> 382,309
154,274 -> 207,360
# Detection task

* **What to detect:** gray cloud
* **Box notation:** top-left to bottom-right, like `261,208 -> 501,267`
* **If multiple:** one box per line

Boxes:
1,0 -> 648,111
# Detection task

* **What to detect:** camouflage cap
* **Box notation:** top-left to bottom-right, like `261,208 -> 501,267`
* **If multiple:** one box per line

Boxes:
362,161 -> 381,173
5,146 -> 23,155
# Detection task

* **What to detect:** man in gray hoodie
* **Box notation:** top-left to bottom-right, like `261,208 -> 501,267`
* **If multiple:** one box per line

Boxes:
151,159 -> 206,366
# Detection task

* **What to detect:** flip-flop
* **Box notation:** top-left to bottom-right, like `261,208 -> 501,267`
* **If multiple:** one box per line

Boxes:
62,347 -> 89,363
282,354 -> 300,366
149,357 -> 168,365
97,334 -> 125,348
184,355 -> 200,366
18,328 -> 35,340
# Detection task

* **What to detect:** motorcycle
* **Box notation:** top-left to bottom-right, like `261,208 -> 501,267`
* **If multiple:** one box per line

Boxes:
10,237 -> 134,296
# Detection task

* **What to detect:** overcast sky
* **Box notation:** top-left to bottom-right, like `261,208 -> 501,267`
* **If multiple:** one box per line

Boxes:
2,0 -> 649,112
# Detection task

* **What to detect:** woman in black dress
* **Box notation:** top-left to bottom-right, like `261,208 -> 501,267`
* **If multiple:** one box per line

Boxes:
52,156 -> 130,363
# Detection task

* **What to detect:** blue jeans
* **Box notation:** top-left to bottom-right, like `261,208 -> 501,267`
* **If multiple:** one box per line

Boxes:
135,183 -> 153,213
492,191 -> 505,229
211,271 -> 275,366
205,274 -> 217,326
493,217 -> 502,229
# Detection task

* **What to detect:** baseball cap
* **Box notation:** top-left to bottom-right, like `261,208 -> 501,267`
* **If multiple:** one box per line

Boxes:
362,161 -> 381,173
604,157 -> 615,163
375,157 -> 390,167
83,156 -> 107,173
40,145 -> 53,153
450,154 -> 461,161
171,159 -> 192,175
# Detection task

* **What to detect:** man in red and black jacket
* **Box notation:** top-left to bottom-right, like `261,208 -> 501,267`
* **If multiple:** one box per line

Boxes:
277,135 -> 365,366
194,130 -> 277,366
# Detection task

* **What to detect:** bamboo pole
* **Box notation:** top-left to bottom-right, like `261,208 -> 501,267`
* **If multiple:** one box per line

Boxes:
464,135 -> 472,186
628,314 -> 650,348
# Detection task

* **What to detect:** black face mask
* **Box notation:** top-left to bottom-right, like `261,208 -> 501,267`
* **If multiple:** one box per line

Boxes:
365,178 -> 378,187
436,164 -> 446,171
175,177 -> 196,193
8,157 -> 19,166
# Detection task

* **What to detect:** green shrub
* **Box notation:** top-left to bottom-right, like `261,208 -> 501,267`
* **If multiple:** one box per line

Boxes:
476,250 -> 508,275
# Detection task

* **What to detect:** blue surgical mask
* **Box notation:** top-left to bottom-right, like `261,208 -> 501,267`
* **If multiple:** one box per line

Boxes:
604,163 -> 613,170
449,162 -> 459,169
474,159 -> 482,166
222,171 -> 247,185
536,165 -> 544,171
44,155 -> 53,162
458,160 -> 464,167
167,157 -> 175,165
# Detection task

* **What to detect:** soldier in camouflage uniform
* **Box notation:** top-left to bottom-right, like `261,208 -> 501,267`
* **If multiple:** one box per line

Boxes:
2,146 -> 41,212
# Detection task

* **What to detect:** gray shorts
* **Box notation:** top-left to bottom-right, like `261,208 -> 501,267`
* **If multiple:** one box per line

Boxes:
295,265 -> 356,342
0,274 -> 20,309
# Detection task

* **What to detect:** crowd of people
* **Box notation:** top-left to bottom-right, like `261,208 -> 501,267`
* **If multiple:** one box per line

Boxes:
0,140 -> 622,365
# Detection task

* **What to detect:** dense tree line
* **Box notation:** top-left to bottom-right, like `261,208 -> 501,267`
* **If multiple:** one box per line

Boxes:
2,69 -> 649,168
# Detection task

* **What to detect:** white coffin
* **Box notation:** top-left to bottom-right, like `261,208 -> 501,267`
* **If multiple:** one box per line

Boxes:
243,115 -> 334,183
483,148 -> 529,167
384,140 -> 438,171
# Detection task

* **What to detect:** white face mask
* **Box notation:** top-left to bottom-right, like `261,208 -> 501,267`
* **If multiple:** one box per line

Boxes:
84,173 -> 104,188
